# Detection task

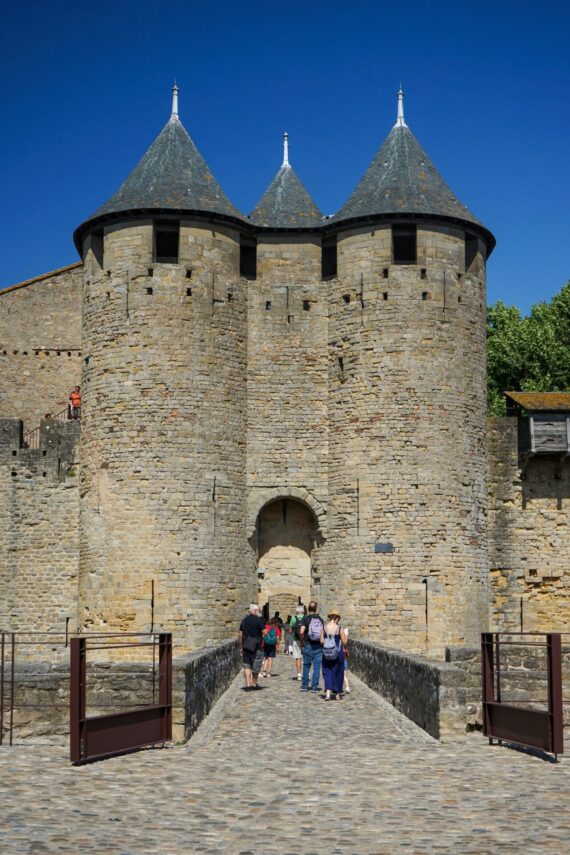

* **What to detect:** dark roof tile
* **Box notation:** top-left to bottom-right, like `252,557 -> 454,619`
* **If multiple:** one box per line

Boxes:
91,115 -> 243,221
333,124 -> 483,229
250,164 -> 323,228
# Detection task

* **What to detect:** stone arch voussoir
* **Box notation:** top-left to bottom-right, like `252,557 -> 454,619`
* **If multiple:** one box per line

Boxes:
247,487 -> 327,542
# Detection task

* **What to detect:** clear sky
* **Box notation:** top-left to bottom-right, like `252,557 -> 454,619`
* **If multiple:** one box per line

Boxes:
1,0 -> 568,314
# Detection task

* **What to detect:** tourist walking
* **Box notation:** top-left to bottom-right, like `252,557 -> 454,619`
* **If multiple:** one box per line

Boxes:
343,624 -> 351,693
321,609 -> 347,701
238,604 -> 267,691
290,605 -> 305,681
262,616 -> 280,677
284,615 -> 293,655
299,601 -> 324,693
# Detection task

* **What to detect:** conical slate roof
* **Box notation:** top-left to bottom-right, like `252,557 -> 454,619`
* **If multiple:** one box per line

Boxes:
333,93 -> 485,231
91,113 -> 243,221
250,135 -> 323,228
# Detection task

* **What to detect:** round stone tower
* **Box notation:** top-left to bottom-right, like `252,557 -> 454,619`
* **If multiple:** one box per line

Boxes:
321,90 -> 496,655
73,87 -> 254,649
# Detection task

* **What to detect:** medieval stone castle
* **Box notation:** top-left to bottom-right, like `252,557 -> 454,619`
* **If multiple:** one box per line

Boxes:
1,87 -> 568,657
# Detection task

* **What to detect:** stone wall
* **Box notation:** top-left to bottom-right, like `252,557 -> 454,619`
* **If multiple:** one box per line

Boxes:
0,418 -> 80,635
488,417 -> 570,631
349,637 -> 466,740
246,236 -> 329,583
323,224 -> 488,655
79,221 -> 252,651
0,264 -> 83,429
181,639 -> 241,739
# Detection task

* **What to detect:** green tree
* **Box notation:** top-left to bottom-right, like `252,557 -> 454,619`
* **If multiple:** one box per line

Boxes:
487,282 -> 570,415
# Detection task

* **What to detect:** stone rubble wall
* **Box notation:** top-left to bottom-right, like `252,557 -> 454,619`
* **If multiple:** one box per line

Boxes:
349,637 -> 467,740
0,265 -> 83,429
488,417 -> 570,631
323,225 -> 488,655
0,419 -> 80,636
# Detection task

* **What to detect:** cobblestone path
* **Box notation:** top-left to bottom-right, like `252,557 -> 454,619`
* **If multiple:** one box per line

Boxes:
1,656 -> 569,854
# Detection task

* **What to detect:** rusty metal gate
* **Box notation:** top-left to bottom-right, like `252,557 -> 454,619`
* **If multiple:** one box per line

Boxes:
481,632 -> 564,758
70,632 -> 172,764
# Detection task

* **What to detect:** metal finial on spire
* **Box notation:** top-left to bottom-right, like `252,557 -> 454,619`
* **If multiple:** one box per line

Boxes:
282,131 -> 290,167
394,85 -> 407,128
171,82 -> 179,118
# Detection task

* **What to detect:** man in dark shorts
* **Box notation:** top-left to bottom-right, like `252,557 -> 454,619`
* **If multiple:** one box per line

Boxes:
238,604 -> 267,691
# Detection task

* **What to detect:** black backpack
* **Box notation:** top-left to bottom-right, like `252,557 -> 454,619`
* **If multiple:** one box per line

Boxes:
293,616 -> 304,640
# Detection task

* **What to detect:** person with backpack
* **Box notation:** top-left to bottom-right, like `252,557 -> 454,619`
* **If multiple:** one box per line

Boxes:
299,601 -> 325,693
261,616 -> 281,677
290,604 -> 306,681
238,604 -> 268,691
321,609 -> 347,701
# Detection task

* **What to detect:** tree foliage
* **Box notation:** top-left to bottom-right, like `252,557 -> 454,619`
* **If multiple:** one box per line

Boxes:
487,281 -> 570,415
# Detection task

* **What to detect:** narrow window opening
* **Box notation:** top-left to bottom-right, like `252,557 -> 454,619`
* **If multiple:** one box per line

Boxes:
392,225 -> 417,264
240,239 -> 257,279
382,292 -> 388,301
23,351 -> 28,355
457,272 -> 463,282
338,356 -> 344,372
186,268 -> 192,279
303,300 -> 310,311
186,287 -> 192,297
265,301 -> 272,311
465,233 -> 478,272
147,268 -> 154,277
42,472 -> 47,478
106,292 -> 110,300
90,231 -> 104,270
12,450 -> 17,457
154,221 -> 179,263
422,291 -> 430,301
382,268 -> 389,279
321,237 -> 337,279
84,355 -> 91,365
342,294 -> 351,304
458,296 -> 462,303
146,287 -> 153,295
420,268 -> 427,279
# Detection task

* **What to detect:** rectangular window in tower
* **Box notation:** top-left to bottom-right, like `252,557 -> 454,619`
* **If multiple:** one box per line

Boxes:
392,225 -> 417,264
154,221 -> 180,263
465,233 -> 479,272
240,239 -> 257,279
322,238 -> 338,279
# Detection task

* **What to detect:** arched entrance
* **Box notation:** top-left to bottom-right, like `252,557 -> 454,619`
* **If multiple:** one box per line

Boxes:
256,498 -> 316,619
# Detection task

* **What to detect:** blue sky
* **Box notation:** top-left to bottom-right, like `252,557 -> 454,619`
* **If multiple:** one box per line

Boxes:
1,0 -> 568,314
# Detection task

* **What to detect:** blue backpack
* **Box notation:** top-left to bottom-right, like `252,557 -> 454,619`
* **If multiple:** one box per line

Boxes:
265,627 -> 277,646
322,632 -> 340,661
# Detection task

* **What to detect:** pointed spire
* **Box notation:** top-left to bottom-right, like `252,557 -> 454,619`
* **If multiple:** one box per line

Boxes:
282,131 -> 290,168
171,81 -> 179,119
394,85 -> 407,128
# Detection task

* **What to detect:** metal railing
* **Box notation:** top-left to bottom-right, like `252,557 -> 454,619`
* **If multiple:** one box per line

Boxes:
0,630 -> 170,758
22,406 -> 71,449
481,632 -> 565,759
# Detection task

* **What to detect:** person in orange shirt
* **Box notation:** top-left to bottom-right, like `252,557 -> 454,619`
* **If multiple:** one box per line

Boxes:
69,386 -> 81,419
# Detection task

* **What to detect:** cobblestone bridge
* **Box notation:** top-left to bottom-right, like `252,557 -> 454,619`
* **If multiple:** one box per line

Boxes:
1,656 -> 569,854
